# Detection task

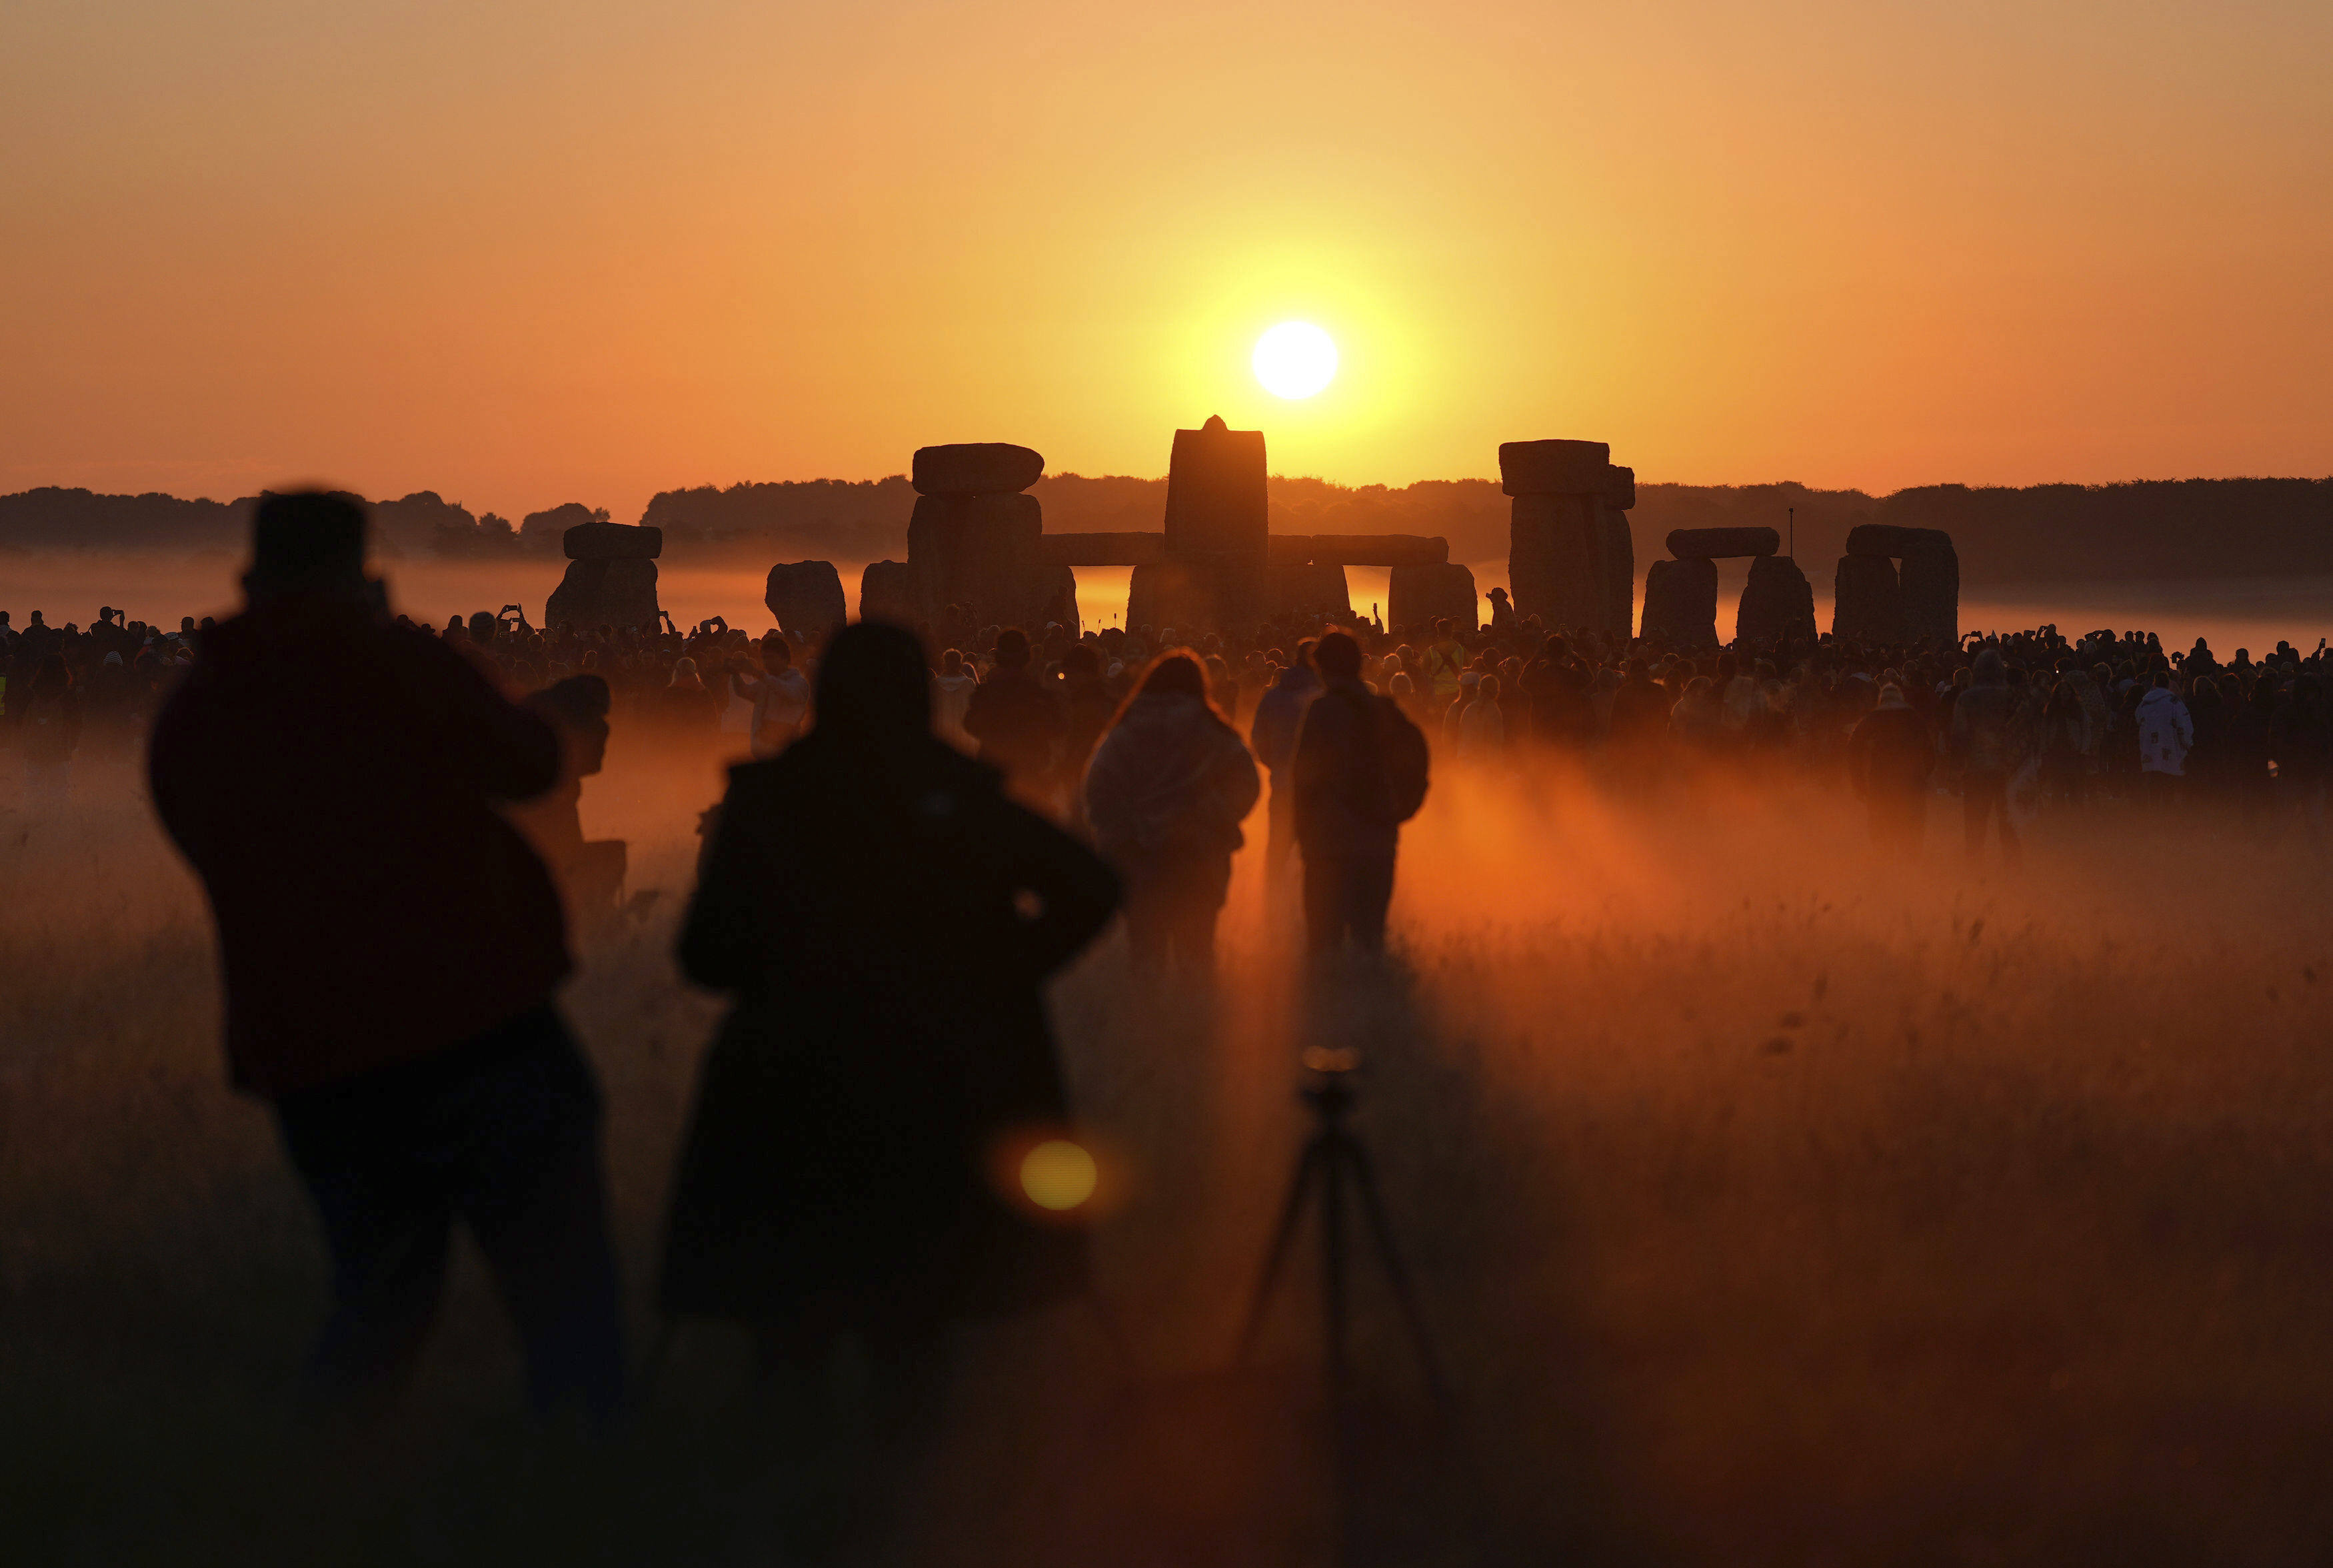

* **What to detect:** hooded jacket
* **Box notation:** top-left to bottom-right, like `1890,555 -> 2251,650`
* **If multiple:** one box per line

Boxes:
2136,685 -> 2195,776
1084,692 -> 1260,862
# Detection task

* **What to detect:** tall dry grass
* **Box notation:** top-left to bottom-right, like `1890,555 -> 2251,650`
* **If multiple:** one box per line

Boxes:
4,736 -> 2331,1565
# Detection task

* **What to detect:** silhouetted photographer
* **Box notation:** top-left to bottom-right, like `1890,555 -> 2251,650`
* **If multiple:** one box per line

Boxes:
147,491 -> 623,1423
1290,630 -> 1430,956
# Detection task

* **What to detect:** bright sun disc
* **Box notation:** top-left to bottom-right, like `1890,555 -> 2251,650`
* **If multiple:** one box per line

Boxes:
1019,1140 -> 1099,1211
1252,321 -> 1338,399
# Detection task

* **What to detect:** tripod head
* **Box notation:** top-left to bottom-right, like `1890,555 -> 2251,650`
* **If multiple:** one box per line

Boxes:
1299,1046 -> 1360,1120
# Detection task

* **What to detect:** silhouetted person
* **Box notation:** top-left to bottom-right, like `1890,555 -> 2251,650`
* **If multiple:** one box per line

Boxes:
963,626 -> 1066,801
1248,639 -> 1320,892
1948,648 -> 2023,865
1055,641 -> 1117,814
733,632 -> 810,756
147,492 -> 623,1421
662,622 -> 1118,1543
1083,652 -> 1260,980
1291,630 -> 1429,957
2135,670 -> 2194,805
18,654 -> 81,800
1850,684 -> 1932,849
510,674 -> 627,924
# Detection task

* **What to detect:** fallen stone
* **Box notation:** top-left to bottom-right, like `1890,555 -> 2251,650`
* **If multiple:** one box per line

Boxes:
765,561 -> 848,642
1846,524 -> 1954,558
547,558 -> 659,630
1498,440 -> 1611,496
910,443 -> 1045,496
1734,555 -> 1817,647
859,560 -> 917,626
1832,554 -> 1905,644
1666,526 -> 1779,560
1388,562 -> 1478,634
563,520 -> 663,560
1639,556 -> 1719,648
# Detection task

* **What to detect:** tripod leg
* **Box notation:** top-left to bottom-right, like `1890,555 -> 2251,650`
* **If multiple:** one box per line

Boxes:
1344,1138 -> 1450,1407
1236,1138 -> 1323,1363
1322,1132 -> 1349,1405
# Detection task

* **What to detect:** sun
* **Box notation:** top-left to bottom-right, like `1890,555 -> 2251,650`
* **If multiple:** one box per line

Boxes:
1252,321 -> 1338,399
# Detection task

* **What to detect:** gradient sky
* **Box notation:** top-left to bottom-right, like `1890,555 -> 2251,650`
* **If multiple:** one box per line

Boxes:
5,0 -> 2328,522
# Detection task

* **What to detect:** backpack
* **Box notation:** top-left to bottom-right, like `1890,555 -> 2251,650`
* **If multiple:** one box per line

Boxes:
1373,694 -> 1431,824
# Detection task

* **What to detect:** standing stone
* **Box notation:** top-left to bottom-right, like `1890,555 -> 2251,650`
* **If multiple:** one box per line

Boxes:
859,560 -> 916,626
907,491 -> 1047,630
1735,556 -> 1817,648
1640,557 -> 1719,648
1845,523 -> 1953,558
1900,539 -> 1960,648
564,520 -> 663,560
1266,562 -> 1352,620
547,558 -> 659,631
1388,562 -> 1479,633
1126,560 -> 1210,639
1832,554 -> 1905,644
1501,440 -> 1635,636
765,561 -> 848,642
911,443 -> 1045,497
1161,415 -> 1269,629
1038,564 -> 1081,634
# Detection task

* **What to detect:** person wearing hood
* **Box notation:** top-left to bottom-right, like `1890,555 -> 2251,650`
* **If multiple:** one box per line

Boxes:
1948,647 -> 2024,864
1851,683 -> 1934,848
663,622 -> 1119,1462
1246,640 -> 1321,890
2135,670 -> 2195,804
1083,652 -> 1260,979
147,490 -> 623,1423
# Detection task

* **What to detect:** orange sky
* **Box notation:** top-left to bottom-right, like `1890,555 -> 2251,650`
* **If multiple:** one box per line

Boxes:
5,0 -> 2328,523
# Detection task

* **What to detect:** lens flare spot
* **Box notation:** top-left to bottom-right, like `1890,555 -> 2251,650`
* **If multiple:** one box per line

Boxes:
1019,1139 -> 1099,1211
1252,321 -> 1338,400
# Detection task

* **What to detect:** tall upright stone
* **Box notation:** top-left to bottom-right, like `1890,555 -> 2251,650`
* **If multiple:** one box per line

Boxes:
546,520 -> 661,630
1899,538 -> 1960,648
1161,415 -> 1269,630
1640,557 -> 1719,648
905,443 -> 1051,630
1266,562 -> 1352,620
1735,556 -> 1817,647
1832,554 -> 1905,644
1501,439 -> 1635,636
859,560 -> 916,626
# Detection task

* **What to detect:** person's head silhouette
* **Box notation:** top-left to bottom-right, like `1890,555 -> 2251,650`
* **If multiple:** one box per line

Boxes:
817,622 -> 933,744
243,491 -> 380,610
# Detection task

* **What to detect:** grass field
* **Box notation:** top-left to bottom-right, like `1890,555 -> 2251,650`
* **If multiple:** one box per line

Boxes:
5,738 -> 2332,1565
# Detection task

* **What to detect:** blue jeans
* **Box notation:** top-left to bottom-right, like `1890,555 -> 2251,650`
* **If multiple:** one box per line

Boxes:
274,1005 -> 624,1419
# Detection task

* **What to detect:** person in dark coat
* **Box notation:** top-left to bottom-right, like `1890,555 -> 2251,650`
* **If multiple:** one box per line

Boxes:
1246,640 -> 1320,892
1848,684 -> 1933,849
663,620 -> 1119,1359
1290,630 -> 1428,956
963,626 -> 1067,803
1083,652 -> 1261,980
147,491 -> 623,1421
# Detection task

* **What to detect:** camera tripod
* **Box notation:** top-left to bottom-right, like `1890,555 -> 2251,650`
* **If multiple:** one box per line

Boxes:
1237,1057 -> 1446,1406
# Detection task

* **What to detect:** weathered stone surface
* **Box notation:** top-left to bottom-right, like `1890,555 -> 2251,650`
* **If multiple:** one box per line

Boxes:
910,442 -> 1045,497
1266,562 -> 1352,620
547,558 -> 659,630
1037,564 -> 1081,634
1734,555 -> 1817,648
1125,560 -> 1210,639
1640,556 -> 1719,648
907,492 -> 1048,628
1846,523 -> 1954,558
1510,493 -> 1605,632
1900,540 -> 1960,648
765,560 -> 848,642
1604,465 -> 1637,511
859,560 -> 917,626
563,520 -> 662,560
1598,502 -> 1635,634
1162,415 -> 1269,627
1666,526 -> 1779,560
1268,534 -> 1448,568
1388,562 -> 1479,633
1038,532 -> 1168,567
1832,553 -> 1905,644
1499,440 -> 1610,496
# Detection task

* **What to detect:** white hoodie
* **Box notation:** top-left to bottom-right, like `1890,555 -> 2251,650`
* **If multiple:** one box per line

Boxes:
2136,686 -> 2194,776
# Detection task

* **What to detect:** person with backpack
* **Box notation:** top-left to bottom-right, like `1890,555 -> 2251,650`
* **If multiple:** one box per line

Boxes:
1290,630 -> 1430,957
